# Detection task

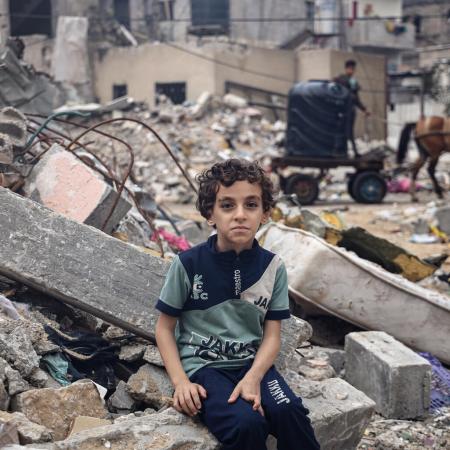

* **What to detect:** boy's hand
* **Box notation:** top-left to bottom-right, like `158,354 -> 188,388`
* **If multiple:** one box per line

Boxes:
173,379 -> 207,417
228,375 -> 264,416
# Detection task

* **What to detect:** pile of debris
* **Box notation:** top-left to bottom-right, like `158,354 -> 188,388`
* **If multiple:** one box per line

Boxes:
0,85 -> 450,449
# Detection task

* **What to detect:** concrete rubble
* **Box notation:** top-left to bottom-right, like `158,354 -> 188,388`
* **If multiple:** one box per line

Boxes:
23,145 -> 132,234
0,72 -> 448,450
0,186 -> 169,339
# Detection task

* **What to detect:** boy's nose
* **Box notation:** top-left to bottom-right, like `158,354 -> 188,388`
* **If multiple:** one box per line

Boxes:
234,205 -> 246,220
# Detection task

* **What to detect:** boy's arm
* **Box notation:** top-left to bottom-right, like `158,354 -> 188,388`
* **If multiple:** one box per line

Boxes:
228,319 -> 281,414
155,312 -> 207,416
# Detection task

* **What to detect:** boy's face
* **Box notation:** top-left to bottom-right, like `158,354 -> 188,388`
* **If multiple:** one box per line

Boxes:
208,180 -> 269,253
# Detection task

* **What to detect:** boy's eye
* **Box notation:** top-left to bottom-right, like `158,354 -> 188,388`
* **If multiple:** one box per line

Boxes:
246,202 -> 259,208
220,202 -> 234,209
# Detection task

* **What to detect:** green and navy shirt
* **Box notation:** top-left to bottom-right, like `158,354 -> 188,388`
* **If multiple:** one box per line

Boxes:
155,234 -> 290,377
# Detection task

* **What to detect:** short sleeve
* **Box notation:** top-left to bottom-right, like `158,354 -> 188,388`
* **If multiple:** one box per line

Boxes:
265,261 -> 290,321
155,256 -> 191,317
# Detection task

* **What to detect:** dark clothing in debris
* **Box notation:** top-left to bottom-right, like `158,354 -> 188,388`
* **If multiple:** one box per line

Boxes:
191,362 -> 320,450
334,74 -> 367,157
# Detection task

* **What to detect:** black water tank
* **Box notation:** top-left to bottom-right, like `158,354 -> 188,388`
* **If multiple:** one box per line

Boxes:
285,80 -> 352,158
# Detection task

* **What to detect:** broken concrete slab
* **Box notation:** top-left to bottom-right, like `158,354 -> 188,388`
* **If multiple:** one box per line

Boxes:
0,411 -> 53,444
0,46 -> 65,115
0,186 -> 170,340
2,408 -> 220,450
345,331 -> 431,419
12,380 -> 108,441
282,370 -> 376,450
190,91 -> 212,119
23,145 -> 132,234
223,93 -> 248,109
126,364 -> 173,409
275,316 -> 313,371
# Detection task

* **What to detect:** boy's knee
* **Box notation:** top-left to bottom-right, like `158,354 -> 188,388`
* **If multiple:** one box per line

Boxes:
235,410 -> 269,436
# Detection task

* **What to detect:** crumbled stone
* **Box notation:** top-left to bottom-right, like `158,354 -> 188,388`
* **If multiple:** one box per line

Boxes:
142,345 -> 164,367
12,380 -> 108,440
126,364 -> 173,410
108,381 -> 137,413
0,411 -> 53,444
118,344 -> 146,362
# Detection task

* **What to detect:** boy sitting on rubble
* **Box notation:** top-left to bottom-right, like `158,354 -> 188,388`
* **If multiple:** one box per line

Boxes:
155,159 -> 320,450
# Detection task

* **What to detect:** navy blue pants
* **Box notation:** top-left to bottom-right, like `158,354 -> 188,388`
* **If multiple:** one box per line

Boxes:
190,364 -> 320,450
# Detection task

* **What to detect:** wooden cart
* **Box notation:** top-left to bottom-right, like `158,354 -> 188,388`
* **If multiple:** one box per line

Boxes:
271,149 -> 388,205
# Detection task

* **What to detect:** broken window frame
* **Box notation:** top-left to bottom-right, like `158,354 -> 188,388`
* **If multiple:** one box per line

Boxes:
155,82 -> 186,105
9,0 -> 53,37
113,84 -> 128,100
113,0 -> 131,29
159,0 -> 175,21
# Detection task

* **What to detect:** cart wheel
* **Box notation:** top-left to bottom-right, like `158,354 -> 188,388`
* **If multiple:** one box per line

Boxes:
347,175 -> 357,200
351,171 -> 387,203
285,174 -> 319,205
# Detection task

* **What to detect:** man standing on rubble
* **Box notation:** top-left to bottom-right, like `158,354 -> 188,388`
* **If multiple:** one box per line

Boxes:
155,159 -> 320,450
334,59 -> 370,158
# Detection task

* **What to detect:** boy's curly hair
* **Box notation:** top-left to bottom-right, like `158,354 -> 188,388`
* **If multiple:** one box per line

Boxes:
196,159 -> 275,219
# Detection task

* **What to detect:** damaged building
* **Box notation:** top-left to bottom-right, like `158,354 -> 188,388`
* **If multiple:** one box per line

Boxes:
0,1 -> 449,449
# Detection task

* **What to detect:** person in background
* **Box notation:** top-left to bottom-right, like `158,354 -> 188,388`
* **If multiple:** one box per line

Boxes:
334,59 -> 370,157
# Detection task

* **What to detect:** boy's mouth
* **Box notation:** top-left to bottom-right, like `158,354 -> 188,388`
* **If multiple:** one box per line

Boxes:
232,226 -> 249,230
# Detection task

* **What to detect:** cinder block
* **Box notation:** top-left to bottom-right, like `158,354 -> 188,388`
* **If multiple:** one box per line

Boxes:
24,145 -> 131,233
345,331 -> 431,419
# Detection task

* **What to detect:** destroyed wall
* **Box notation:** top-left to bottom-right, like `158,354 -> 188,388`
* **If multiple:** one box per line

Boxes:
94,42 -> 294,106
21,36 -> 53,73
296,48 -> 387,140
94,42 -> 216,105
213,45 -> 294,96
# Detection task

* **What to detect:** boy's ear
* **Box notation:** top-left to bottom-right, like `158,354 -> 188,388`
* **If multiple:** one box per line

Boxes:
261,210 -> 270,225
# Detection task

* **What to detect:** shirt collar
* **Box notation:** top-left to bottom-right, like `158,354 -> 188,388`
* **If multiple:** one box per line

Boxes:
206,234 -> 260,262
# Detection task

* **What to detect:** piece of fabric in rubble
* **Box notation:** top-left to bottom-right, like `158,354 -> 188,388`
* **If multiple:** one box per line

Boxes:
41,353 -> 71,386
419,352 -> 450,411
0,295 -> 21,320
44,325 -> 119,390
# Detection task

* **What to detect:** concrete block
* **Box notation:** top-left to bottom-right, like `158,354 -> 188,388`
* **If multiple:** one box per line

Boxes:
0,186 -> 170,340
24,145 -> 131,234
276,371 -> 376,450
345,331 -> 431,419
